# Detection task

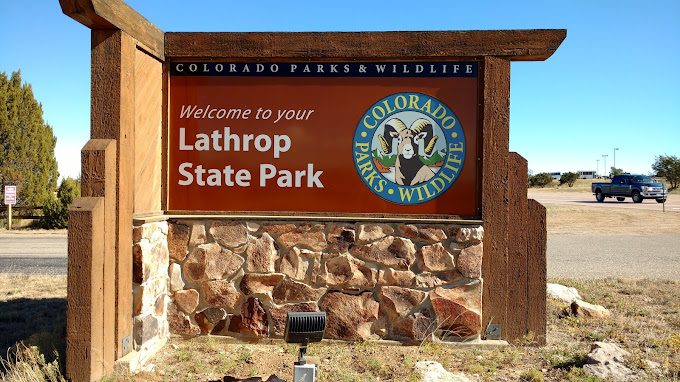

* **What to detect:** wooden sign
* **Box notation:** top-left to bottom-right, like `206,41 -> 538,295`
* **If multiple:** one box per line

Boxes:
169,61 -> 480,217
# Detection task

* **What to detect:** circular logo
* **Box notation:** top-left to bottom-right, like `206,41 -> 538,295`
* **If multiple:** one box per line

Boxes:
352,92 -> 466,205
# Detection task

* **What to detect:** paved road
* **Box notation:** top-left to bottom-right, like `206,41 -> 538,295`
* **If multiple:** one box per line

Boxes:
0,234 -> 67,275
529,191 -> 680,212
1,231 -> 678,279
548,234 -> 680,280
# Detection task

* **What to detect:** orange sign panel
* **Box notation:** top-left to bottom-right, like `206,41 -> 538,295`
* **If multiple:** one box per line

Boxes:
169,62 -> 480,217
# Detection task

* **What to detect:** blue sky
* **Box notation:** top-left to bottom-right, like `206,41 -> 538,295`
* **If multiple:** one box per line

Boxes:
1,1 -> 678,180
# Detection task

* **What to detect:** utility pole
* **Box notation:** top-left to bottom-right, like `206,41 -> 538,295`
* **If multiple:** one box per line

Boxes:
596,159 -> 600,178
614,148 -> 619,171
602,155 -> 608,178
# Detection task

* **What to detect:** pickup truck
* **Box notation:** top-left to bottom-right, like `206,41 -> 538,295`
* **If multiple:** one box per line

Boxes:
592,174 -> 668,203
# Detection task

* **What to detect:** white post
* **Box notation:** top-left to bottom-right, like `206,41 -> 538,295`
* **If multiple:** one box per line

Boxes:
7,204 -> 11,230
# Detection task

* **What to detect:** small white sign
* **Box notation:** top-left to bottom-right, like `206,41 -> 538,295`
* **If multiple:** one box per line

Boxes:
4,185 -> 16,205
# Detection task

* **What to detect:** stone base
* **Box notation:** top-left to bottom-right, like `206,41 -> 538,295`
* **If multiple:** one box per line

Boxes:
114,335 -> 167,375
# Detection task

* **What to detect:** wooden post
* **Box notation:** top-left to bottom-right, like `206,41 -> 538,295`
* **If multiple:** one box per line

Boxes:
506,152 -> 529,341
90,29 -> 135,358
6,204 -> 11,230
81,139 -> 117,373
481,56 -> 511,337
66,197 -> 105,382
527,199 -> 547,344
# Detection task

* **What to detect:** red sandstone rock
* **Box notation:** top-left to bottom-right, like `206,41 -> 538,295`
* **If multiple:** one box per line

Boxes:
319,253 -> 377,289
174,288 -> 200,314
189,223 -> 207,246
377,268 -> 416,287
351,236 -> 416,270
169,263 -> 184,292
450,226 -> 484,244
418,227 -> 448,243
203,280 -> 242,309
168,222 -> 190,261
278,230 -> 328,251
429,282 -> 482,337
184,246 -> 207,283
239,297 -> 269,337
270,302 -> 320,336
133,238 -> 169,284
357,224 -> 394,242
167,301 -> 200,336
206,246 -> 244,280
245,233 -> 279,273
195,307 -> 227,334
260,223 -> 297,235
298,222 -> 326,231
210,221 -> 249,248
457,242 -> 483,278
239,273 -> 285,295
377,286 -> 427,323
278,247 -> 311,281
398,224 -> 419,239
133,277 -> 165,315
327,224 -> 356,252
413,270 -> 463,289
272,278 -> 326,304
321,291 -> 379,340
392,310 -> 434,342
417,243 -> 455,272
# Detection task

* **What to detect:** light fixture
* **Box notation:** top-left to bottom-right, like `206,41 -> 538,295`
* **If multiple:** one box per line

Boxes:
284,311 -> 326,382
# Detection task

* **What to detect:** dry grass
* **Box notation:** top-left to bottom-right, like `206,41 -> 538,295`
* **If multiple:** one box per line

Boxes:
0,275 -> 67,380
138,278 -> 680,381
545,204 -> 680,235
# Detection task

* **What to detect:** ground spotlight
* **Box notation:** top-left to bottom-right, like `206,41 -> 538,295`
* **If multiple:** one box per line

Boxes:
284,312 -> 326,382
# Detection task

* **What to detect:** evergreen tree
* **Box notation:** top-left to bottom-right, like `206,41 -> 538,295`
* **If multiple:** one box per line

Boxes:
0,70 -> 59,207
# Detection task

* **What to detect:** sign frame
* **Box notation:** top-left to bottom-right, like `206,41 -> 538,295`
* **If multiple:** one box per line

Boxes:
165,58 -> 485,221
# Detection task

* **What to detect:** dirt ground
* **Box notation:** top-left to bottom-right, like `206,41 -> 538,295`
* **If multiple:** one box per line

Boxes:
545,203 -> 680,235
2,189 -> 680,381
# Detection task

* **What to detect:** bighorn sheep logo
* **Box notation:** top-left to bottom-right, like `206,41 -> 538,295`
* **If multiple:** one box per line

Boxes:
353,92 -> 466,205
379,118 -> 438,186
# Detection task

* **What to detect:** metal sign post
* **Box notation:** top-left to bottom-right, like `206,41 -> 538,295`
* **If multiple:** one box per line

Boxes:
4,185 -> 17,230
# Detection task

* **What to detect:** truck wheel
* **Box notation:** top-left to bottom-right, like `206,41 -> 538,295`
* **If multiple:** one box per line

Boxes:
596,190 -> 604,202
616,197 -> 625,202
632,190 -> 643,203
656,198 -> 666,203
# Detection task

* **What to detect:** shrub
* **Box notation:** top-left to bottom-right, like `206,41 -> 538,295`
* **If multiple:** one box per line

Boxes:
559,172 -> 580,187
529,173 -> 553,188
40,177 -> 80,229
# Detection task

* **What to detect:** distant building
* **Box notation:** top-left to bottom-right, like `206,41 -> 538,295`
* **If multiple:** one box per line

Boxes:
577,170 -> 596,179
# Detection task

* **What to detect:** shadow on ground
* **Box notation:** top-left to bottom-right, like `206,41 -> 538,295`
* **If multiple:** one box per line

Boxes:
0,297 -> 66,364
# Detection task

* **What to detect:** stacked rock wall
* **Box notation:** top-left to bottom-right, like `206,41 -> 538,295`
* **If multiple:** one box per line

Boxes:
159,220 -> 484,343
131,222 -> 170,357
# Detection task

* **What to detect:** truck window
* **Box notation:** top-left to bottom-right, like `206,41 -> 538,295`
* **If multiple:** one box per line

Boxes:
631,175 -> 652,183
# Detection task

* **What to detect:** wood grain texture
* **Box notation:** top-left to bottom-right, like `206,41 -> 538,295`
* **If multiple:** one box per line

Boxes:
134,48 -> 162,213
165,30 -> 565,61
80,139 -> 117,373
481,56 -> 510,338
527,198 -> 547,345
59,0 -> 164,59
161,61 -> 169,210
66,197 -> 105,382
90,29 -> 135,358
505,152 -> 529,341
